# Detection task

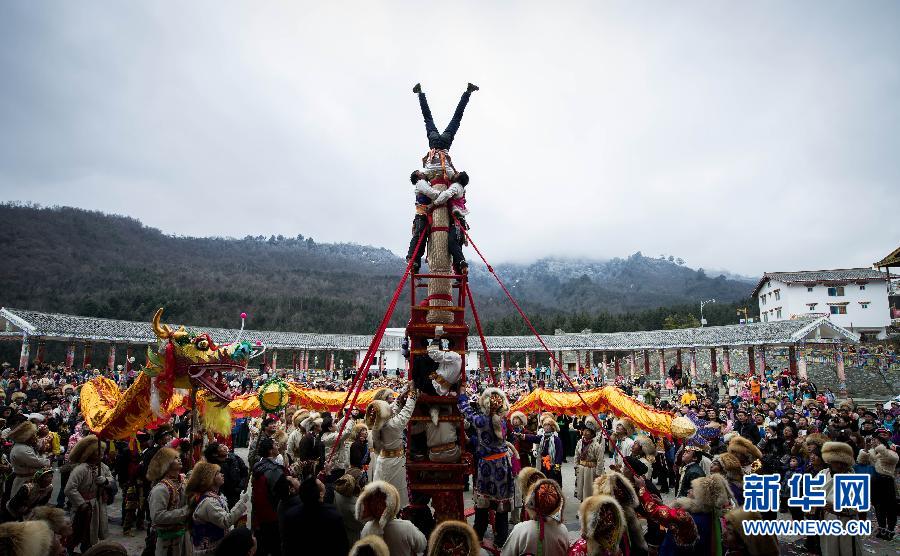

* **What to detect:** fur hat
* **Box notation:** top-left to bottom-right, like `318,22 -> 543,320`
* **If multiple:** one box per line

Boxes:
525,478 -> 564,520
724,509 -> 780,556
349,535 -> 389,556
727,435 -> 762,462
856,449 -> 871,466
583,416 -> 600,433
872,444 -> 899,477
821,442 -> 854,468
335,468 -> 364,498
29,506 -> 69,533
364,401 -> 391,432
292,409 -> 309,428
8,421 -> 37,443
479,387 -> 509,415
68,434 -> 100,464
186,461 -> 220,495
516,467 -> 546,501
802,433 -> 828,455
540,415 -> 560,432
372,388 -> 395,402
634,435 -> 656,460
300,412 -> 322,432
614,417 -> 636,437
673,474 -> 731,514
11,391 -> 26,402
592,471 -> 638,508
509,411 -> 528,427
579,495 -> 626,556
0,519 -> 55,556
147,447 -> 180,482
715,453 -> 743,481
426,519 -> 480,556
355,480 -> 399,534
350,421 -> 369,439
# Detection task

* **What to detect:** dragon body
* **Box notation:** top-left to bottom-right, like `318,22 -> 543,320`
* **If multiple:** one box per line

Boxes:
80,309 -> 262,440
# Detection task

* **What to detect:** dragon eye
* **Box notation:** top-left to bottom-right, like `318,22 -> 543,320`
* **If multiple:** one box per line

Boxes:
195,338 -> 209,350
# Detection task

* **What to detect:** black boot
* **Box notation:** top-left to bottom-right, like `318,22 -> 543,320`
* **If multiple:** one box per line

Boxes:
466,82 -> 479,93
413,83 -> 422,94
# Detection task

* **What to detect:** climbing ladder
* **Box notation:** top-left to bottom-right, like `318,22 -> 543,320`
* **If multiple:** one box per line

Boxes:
405,269 -> 471,522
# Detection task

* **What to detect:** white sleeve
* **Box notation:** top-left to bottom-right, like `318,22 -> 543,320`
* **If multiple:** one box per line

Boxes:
415,180 -> 440,200
434,183 -> 463,206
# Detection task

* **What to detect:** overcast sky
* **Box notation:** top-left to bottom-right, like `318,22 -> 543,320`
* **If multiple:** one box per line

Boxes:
1,1 -> 897,275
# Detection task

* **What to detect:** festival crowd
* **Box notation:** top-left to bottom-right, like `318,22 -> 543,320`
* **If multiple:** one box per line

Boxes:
0,355 -> 898,556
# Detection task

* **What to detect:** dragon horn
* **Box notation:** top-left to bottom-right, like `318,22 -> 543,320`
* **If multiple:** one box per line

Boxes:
151,308 -> 173,339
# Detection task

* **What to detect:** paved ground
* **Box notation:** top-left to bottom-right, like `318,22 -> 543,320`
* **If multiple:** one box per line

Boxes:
51,448 -> 895,555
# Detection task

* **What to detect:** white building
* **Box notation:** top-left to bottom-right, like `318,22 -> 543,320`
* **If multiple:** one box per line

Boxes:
752,268 -> 891,340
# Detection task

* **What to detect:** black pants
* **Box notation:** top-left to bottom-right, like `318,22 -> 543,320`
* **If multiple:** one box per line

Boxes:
873,474 -> 897,535
407,215 -> 466,272
474,507 -> 509,547
419,91 -> 471,150
255,522 -> 282,556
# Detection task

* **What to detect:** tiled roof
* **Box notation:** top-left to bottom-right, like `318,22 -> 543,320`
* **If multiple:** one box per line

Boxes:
1,307 -> 858,352
751,268 -> 888,298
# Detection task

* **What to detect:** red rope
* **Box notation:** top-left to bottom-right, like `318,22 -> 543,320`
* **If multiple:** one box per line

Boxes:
464,283 -> 497,386
323,225 -> 428,471
452,214 -> 637,473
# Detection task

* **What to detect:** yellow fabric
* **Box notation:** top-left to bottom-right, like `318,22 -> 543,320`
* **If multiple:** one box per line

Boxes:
81,373 -> 185,440
228,382 -> 382,415
680,392 -> 697,405
507,386 -> 692,438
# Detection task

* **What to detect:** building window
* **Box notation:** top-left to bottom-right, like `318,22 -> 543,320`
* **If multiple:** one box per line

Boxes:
776,308 -> 782,319
807,303 -> 818,310
807,287 -> 814,292
774,289 -> 781,301
763,313 -> 769,322
830,305 -> 847,315
760,295 -> 766,305
861,303 -> 869,309
859,285 -> 865,290
827,286 -> 845,297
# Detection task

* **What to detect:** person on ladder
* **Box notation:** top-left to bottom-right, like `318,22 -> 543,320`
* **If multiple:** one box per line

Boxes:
414,81 -> 478,177
405,170 -> 470,275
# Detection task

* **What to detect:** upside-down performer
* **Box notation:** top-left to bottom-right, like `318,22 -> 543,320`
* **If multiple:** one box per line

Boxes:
458,385 -> 514,547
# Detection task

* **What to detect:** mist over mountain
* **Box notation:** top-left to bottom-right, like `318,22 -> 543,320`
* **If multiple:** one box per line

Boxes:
0,203 -> 756,334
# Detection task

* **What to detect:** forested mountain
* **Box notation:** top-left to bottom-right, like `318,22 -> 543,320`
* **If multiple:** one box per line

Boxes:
0,203 -> 757,334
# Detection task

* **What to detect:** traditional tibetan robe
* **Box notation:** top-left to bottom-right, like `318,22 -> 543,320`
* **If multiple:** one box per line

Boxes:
9,443 -> 49,498
149,477 -> 192,556
371,394 -> 417,508
573,437 -> 605,500
64,462 -> 116,547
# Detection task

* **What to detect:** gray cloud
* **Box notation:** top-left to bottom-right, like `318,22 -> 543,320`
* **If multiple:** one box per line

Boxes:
1,1 -> 898,275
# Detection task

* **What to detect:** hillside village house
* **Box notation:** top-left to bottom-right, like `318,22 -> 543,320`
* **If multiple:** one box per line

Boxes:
752,268 -> 891,340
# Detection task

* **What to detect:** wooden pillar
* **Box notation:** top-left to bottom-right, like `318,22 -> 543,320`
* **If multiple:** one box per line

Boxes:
107,344 -> 116,371
676,348 -> 683,370
658,349 -> 666,381
758,345 -> 767,377
629,351 -> 636,376
379,350 -> 386,372
18,335 -> 31,371
82,342 -> 93,369
748,346 -> 756,376
723,347 -> 731,375
601,352 -> 608,383
35,340 -> 46,365
614,354 -> 621,376
271,350 -> 278,371
710,347 -> 718,375
788,346 -> 797,375
125,345 -> 134,374
65,342 -> 76,370
689,348 -> 697,378
835,343 -> 847,397
644,350 -> 651,375
292,351 -> 298,372
797,344 -> 808,380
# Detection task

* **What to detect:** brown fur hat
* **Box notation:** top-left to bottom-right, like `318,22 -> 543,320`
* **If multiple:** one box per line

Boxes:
634,435 -> 656,461
8,421 -> 37,443
715,453 -> 744,481
614,418 -> 636,437
68,435 -> 100,464
335,468 -> 364,498
349,535 -> 389,556
724,509 -> 780,556
0,519 -> 55,556
364,400 -> 391,432
509,411 -> 528,427
526,478 -> 564,520
28,505 -> 70,533
516,467 -> 546,501
350,421 -> 369,440
727,435 -> 762,462
579,495 -> 626,556
540,415 -> 560,432
802,433 -> 829,456
147,447 -> 180,482
426,519 -> 480,556
291,409 -> 309,428
186,461 -> 220,496
673,474 -> 731,514
355,480 -> 399,534
80,540 -> 129,556
821,441 -> 854,468
592,471 -> 638,508
372,388 -> 395,402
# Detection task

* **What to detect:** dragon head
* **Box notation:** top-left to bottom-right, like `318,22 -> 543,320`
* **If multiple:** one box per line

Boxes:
147,308 -> 264,404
